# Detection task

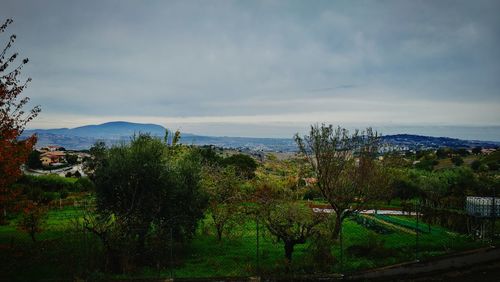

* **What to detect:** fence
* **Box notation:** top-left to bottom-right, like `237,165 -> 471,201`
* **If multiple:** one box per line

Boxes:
1,201 -> 499,281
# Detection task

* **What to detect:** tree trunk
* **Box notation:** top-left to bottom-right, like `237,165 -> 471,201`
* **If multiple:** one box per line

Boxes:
332,214 -> 342,240
284,241 -> 294,262
216,224 -> 223,242
29,231 -> 36,243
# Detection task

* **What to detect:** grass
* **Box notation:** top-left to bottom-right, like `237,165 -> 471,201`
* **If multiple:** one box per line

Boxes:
0,206 -> 490,280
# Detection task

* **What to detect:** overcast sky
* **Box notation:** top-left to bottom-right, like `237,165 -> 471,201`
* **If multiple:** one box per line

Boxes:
2,0 -> 500,138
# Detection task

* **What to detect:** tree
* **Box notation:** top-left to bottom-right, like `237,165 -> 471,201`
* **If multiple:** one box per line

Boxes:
0,19 -> 41,224
295,124 -> 386,239
254,182 -> 325,262
17,201 -> 47,242
451,155 -> 464,166
65,153 -> 78,165
93,134 -> 207,265
222,153 -> 258,179
26,150 -> 42,169
470,159 -> 481,171
201,165 -> 243,241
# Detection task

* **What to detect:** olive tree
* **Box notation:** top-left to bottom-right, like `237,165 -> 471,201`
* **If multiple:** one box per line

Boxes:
254,182 -> 326,262
201,165 -> 243,241
93,134 -> 207,265
295,124 -> 386,239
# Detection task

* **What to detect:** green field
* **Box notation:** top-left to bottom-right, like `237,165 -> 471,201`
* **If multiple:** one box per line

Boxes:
0,206 -> 488,281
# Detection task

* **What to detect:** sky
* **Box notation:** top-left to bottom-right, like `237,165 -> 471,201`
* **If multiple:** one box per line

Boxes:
2,0 -> 500,139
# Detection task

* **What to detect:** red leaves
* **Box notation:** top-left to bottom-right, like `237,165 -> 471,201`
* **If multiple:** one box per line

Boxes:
0,18 -> 40,223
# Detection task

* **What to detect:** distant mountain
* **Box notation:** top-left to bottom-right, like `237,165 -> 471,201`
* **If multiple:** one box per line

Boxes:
21,121 -> 500,151
24,121 -> 168,139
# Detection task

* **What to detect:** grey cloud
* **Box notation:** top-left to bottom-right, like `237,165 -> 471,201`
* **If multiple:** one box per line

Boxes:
1,0 -> 499,135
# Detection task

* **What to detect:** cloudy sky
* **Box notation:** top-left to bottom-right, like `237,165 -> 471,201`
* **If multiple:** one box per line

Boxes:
2,0 -> 500,138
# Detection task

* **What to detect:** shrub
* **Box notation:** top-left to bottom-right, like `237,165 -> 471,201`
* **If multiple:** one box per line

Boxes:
18,174 -> 74,192
17,202 -> 47,242
41,192 -> 59,204
75,177 -> 95,191
60,189 -> 69,199
347,232 -> 395,258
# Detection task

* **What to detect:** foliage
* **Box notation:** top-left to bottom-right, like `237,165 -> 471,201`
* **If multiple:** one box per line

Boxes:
26,150 -> 42,169
346,232 -> 395,258
295,124 -> 387,239
451,156 -> 464,166
17,201 -> 47,242
92,134 -> 207,270
470,159 -> 482,171
65,154 -> 78,165
201,165 -> 244,241
17,174 -> 80,192
0,18 -> 40,224
254,181 -> 326,262
75,177 -> 94,191
222,153 -> 258,179
85,141 -> 107,178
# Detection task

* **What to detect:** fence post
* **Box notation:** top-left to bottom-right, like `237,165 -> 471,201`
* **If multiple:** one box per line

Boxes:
340,221 -> 343,273
415,202 -> 419,262
256,216 -> 260,275
492,187 -> 496,243
170,226 -> 173,279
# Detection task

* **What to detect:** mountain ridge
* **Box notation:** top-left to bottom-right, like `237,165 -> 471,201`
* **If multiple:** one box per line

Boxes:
22,121 -> 500,151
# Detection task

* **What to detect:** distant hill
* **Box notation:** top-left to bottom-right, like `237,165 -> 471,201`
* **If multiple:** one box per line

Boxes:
24,121 -> 168,139
380,134 -> 499,151
21,121 -> 500,151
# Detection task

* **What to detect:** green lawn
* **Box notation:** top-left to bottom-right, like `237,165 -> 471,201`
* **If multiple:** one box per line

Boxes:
0,207 -> 489,281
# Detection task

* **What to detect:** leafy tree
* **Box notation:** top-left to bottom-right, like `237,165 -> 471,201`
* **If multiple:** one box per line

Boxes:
93,134 -> 207,264
254,182 -> 325,262
85,141 -> 106,177
222,153 -> 258,179
65,153 -> 78,165
26,150 -> 42,169
470,159 -> 482,171
0,19 -> 40,224
201,165 -> 243,241
451,155 -> 464,166
295,124 -> 386,239
436,147 -> 451,159
198,145 -> 223,165
17,201 -> 47,242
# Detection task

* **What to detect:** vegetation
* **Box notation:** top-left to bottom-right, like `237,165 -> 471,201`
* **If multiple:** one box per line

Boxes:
91,134 -> 208,271
0,18 -> 40,224
295,125 -> 388,239
0,123 -> 499,280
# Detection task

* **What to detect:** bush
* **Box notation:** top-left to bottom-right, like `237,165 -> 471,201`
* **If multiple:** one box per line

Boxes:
60,189 -> 69,199
42,192 -> 59,204
451,156 -> 464,166
75,177 -> 95,191
17,202 -> 47,242
347,232 -> 395,258
18,174 -> 74,192
471,160 -> 481,171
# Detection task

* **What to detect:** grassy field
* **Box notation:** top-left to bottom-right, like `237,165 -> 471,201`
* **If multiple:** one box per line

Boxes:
0,206 -> 490,280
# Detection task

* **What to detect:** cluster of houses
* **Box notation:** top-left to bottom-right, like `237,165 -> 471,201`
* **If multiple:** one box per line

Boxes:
37,145 -> 90,167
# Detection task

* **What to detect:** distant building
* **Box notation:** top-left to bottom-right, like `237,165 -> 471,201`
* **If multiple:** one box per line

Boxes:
40,156 -> 52,166
40,151 -> 66,165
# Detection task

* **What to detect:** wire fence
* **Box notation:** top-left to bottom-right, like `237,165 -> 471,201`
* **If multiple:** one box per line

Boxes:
1,200 -> 499,280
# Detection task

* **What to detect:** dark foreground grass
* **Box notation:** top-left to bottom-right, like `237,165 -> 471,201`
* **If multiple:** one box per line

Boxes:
0,207 -> 488,281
